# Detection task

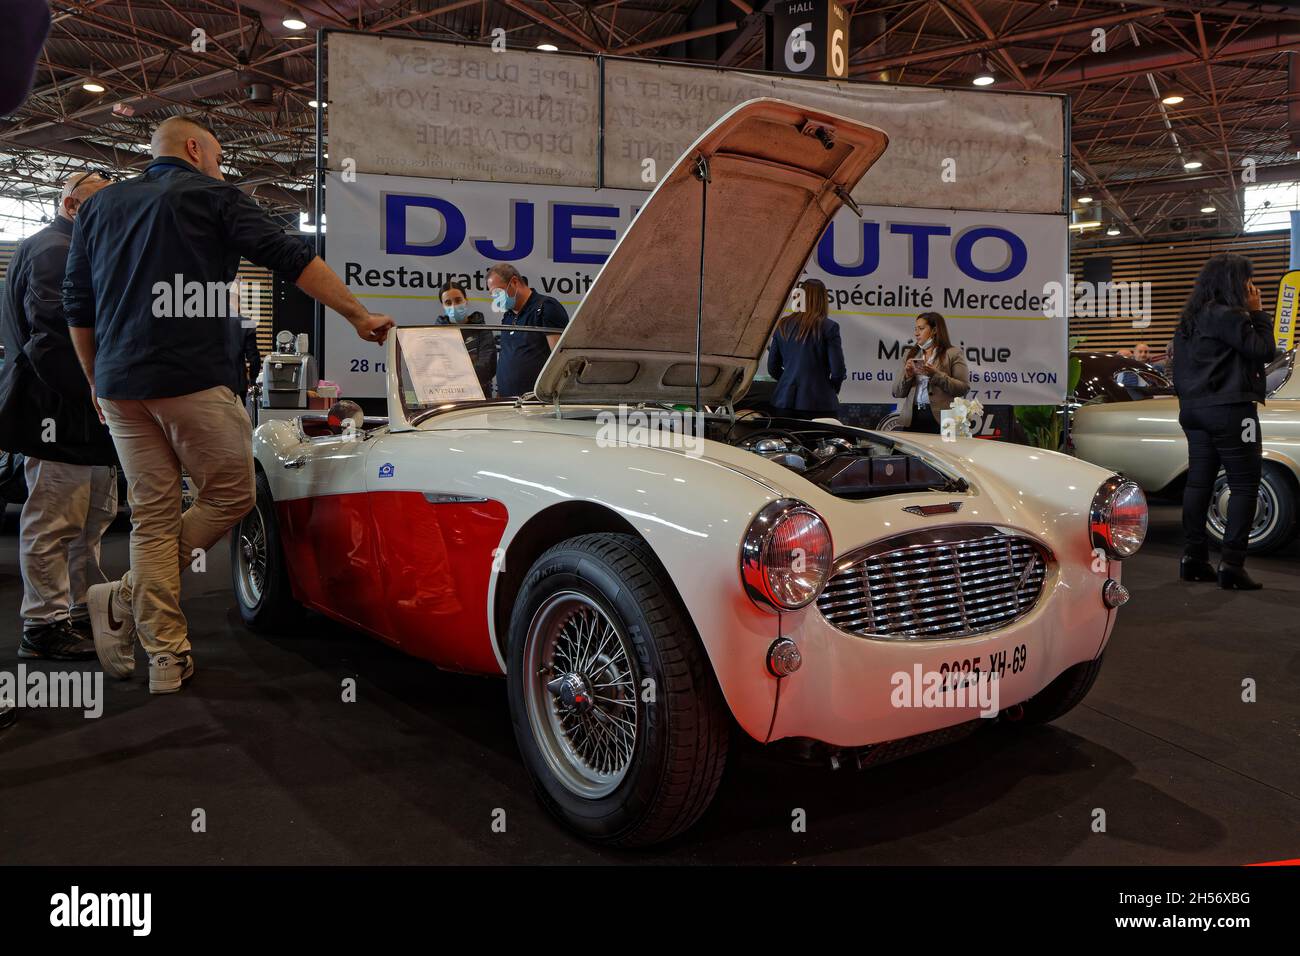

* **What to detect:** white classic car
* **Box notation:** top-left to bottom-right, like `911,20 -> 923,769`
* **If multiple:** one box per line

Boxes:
1072,350 -> 1298,553
231,100 -> 1148,846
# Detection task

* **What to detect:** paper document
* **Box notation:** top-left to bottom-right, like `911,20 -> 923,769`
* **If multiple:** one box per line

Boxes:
398,327 -> 486,403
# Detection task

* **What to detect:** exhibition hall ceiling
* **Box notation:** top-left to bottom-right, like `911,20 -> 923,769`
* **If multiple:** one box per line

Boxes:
2,0 -> 1297,240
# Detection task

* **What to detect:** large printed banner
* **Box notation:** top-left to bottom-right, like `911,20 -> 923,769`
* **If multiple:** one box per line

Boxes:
327,34 -> 1066,215
325,172 -> 1068,403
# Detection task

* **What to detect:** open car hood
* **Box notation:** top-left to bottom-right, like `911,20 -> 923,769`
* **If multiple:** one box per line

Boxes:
534,98 -> 889,407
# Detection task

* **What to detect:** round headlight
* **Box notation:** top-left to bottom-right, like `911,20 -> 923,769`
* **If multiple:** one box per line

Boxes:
741,499 -> 833,611
1090,477 -> 1148,558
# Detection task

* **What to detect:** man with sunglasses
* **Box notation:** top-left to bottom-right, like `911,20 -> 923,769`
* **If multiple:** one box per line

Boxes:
0,170 -> 117,661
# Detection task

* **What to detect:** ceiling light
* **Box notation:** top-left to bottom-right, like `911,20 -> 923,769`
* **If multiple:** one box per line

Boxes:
1161,93 -> 1184,105
1107,227 -> 1121,236
1183,158 -> 1203,170
973,72 -> 995,87
536,43 -> 558,52
1201,205 -> 1216,213
282,12 -> 307,30
1077,195 -> 1093,204
308,100 -> 325,109
82,78 -> 106,93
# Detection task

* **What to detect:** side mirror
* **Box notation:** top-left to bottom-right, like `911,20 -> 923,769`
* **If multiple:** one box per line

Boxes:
326,399 -> 365,436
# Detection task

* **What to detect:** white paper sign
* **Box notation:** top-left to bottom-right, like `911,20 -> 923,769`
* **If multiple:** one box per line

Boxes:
398,327 -> 486,404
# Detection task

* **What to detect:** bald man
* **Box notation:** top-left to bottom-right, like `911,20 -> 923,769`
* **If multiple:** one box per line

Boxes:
63,114 -> 393,694
0,170 -> 118,661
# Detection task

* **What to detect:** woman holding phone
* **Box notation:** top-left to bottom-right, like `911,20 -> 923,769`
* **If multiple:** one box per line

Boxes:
891,312 -> 969,434
1172,253 -> 1275,590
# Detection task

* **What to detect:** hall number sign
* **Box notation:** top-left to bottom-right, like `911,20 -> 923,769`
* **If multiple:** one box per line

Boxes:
769,0 -> 850,79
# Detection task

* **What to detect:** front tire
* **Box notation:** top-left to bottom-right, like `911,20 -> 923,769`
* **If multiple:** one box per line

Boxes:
506,533 -> 730,847
231,470 -> 301,629
1205,462 -> 1297,555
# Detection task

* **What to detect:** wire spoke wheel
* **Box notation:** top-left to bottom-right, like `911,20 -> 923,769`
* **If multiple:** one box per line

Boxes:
523,591 -> 638,800
235,503 -> 268,609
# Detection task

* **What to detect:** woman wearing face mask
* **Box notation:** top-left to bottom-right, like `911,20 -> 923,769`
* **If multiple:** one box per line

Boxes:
1173,253 -> 1275,590
891,312 -> 969,434
437,279 -> 497,396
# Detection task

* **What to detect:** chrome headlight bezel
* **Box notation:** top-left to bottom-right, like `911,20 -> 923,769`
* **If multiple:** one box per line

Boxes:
1090,475 -> 1148,559
740,498 -> 833,612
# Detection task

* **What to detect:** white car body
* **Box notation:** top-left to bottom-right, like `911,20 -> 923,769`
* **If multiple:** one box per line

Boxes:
1072,351 -> 1299,552
236,99 -> 1143,843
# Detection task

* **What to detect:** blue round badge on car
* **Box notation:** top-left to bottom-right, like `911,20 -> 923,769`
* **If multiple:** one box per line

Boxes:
378,462 -> 395,479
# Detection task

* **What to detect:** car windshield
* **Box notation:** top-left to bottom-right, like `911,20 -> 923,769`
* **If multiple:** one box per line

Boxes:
393,323 -> 555,421
1111,367 -> 1171,391
1266,349 -> 1295,397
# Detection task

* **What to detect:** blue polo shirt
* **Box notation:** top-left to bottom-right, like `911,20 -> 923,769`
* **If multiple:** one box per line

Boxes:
496,290 -> 569,397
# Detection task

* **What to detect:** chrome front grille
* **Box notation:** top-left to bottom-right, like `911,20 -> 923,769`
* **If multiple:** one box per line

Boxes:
817,527 -> 1050,640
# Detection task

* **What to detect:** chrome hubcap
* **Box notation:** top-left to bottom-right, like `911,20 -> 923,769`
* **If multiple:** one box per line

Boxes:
523,592 -> 638,799
236,504 -> 268,608
1207,472 -> 1276,542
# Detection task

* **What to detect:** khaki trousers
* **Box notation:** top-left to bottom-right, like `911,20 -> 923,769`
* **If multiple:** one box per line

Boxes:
99,385 -> 255,656
19,458 -> 118,623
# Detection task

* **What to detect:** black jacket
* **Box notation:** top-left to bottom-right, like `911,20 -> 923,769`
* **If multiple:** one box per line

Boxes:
227,318 -> 261,399
434,310 -> 498,395
0,216 -> 117,465
63,157 -> 314,401
1172,303 -> 1275,409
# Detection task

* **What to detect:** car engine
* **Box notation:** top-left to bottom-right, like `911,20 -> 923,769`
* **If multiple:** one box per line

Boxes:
717,418 -> 968,500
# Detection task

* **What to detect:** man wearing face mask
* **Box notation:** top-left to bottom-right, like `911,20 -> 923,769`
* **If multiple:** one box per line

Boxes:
485,263 -> 568,398
437,279 -> 496,395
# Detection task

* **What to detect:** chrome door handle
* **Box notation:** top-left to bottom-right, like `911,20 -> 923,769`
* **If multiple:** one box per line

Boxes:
283,455 -> 308,469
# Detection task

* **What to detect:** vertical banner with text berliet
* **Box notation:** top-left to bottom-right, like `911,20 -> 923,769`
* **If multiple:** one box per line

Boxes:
324,34 -> 1069,402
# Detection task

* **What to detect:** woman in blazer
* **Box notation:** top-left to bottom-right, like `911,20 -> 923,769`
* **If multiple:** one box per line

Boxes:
766,279 -> 846,418
891,312 -> 969,433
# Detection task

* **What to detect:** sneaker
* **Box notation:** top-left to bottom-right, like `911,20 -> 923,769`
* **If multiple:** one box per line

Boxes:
68,602 -> 92,641
148,652 -> 195,695
87,582 -> 136,678
18,619 -> 97,661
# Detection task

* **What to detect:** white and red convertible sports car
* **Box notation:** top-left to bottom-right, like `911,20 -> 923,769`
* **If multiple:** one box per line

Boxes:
231,100 -> 1148,846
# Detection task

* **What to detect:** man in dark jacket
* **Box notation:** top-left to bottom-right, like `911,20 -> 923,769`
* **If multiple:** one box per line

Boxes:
64,115 -> 392,694
0,170 -> 117,659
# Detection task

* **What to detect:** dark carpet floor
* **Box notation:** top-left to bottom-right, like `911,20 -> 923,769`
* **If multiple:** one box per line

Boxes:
0,502 -> 1296,864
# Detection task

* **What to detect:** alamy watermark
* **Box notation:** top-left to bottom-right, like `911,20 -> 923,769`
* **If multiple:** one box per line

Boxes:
151,274 -> 262,327
595,405 -> 706,457
890,663 -> 1001,718
0,666 -> 103,719
1041,274 -> 1153,328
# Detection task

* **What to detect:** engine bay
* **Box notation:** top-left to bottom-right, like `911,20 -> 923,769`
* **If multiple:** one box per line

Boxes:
712,414 -> 969,500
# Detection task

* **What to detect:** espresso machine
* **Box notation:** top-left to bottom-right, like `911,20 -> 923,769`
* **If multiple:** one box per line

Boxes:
261,331 -> 318,410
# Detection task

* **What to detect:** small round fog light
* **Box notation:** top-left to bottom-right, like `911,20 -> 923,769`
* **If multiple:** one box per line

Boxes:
1103,579 -> 1129,608
767,638 -> 802,677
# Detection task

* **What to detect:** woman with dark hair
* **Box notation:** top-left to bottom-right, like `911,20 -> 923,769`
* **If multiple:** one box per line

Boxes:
437,279 -> 497,395
1173,252 -> 1275,589
766,278 -> 846,418
891,312 -> 970,434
